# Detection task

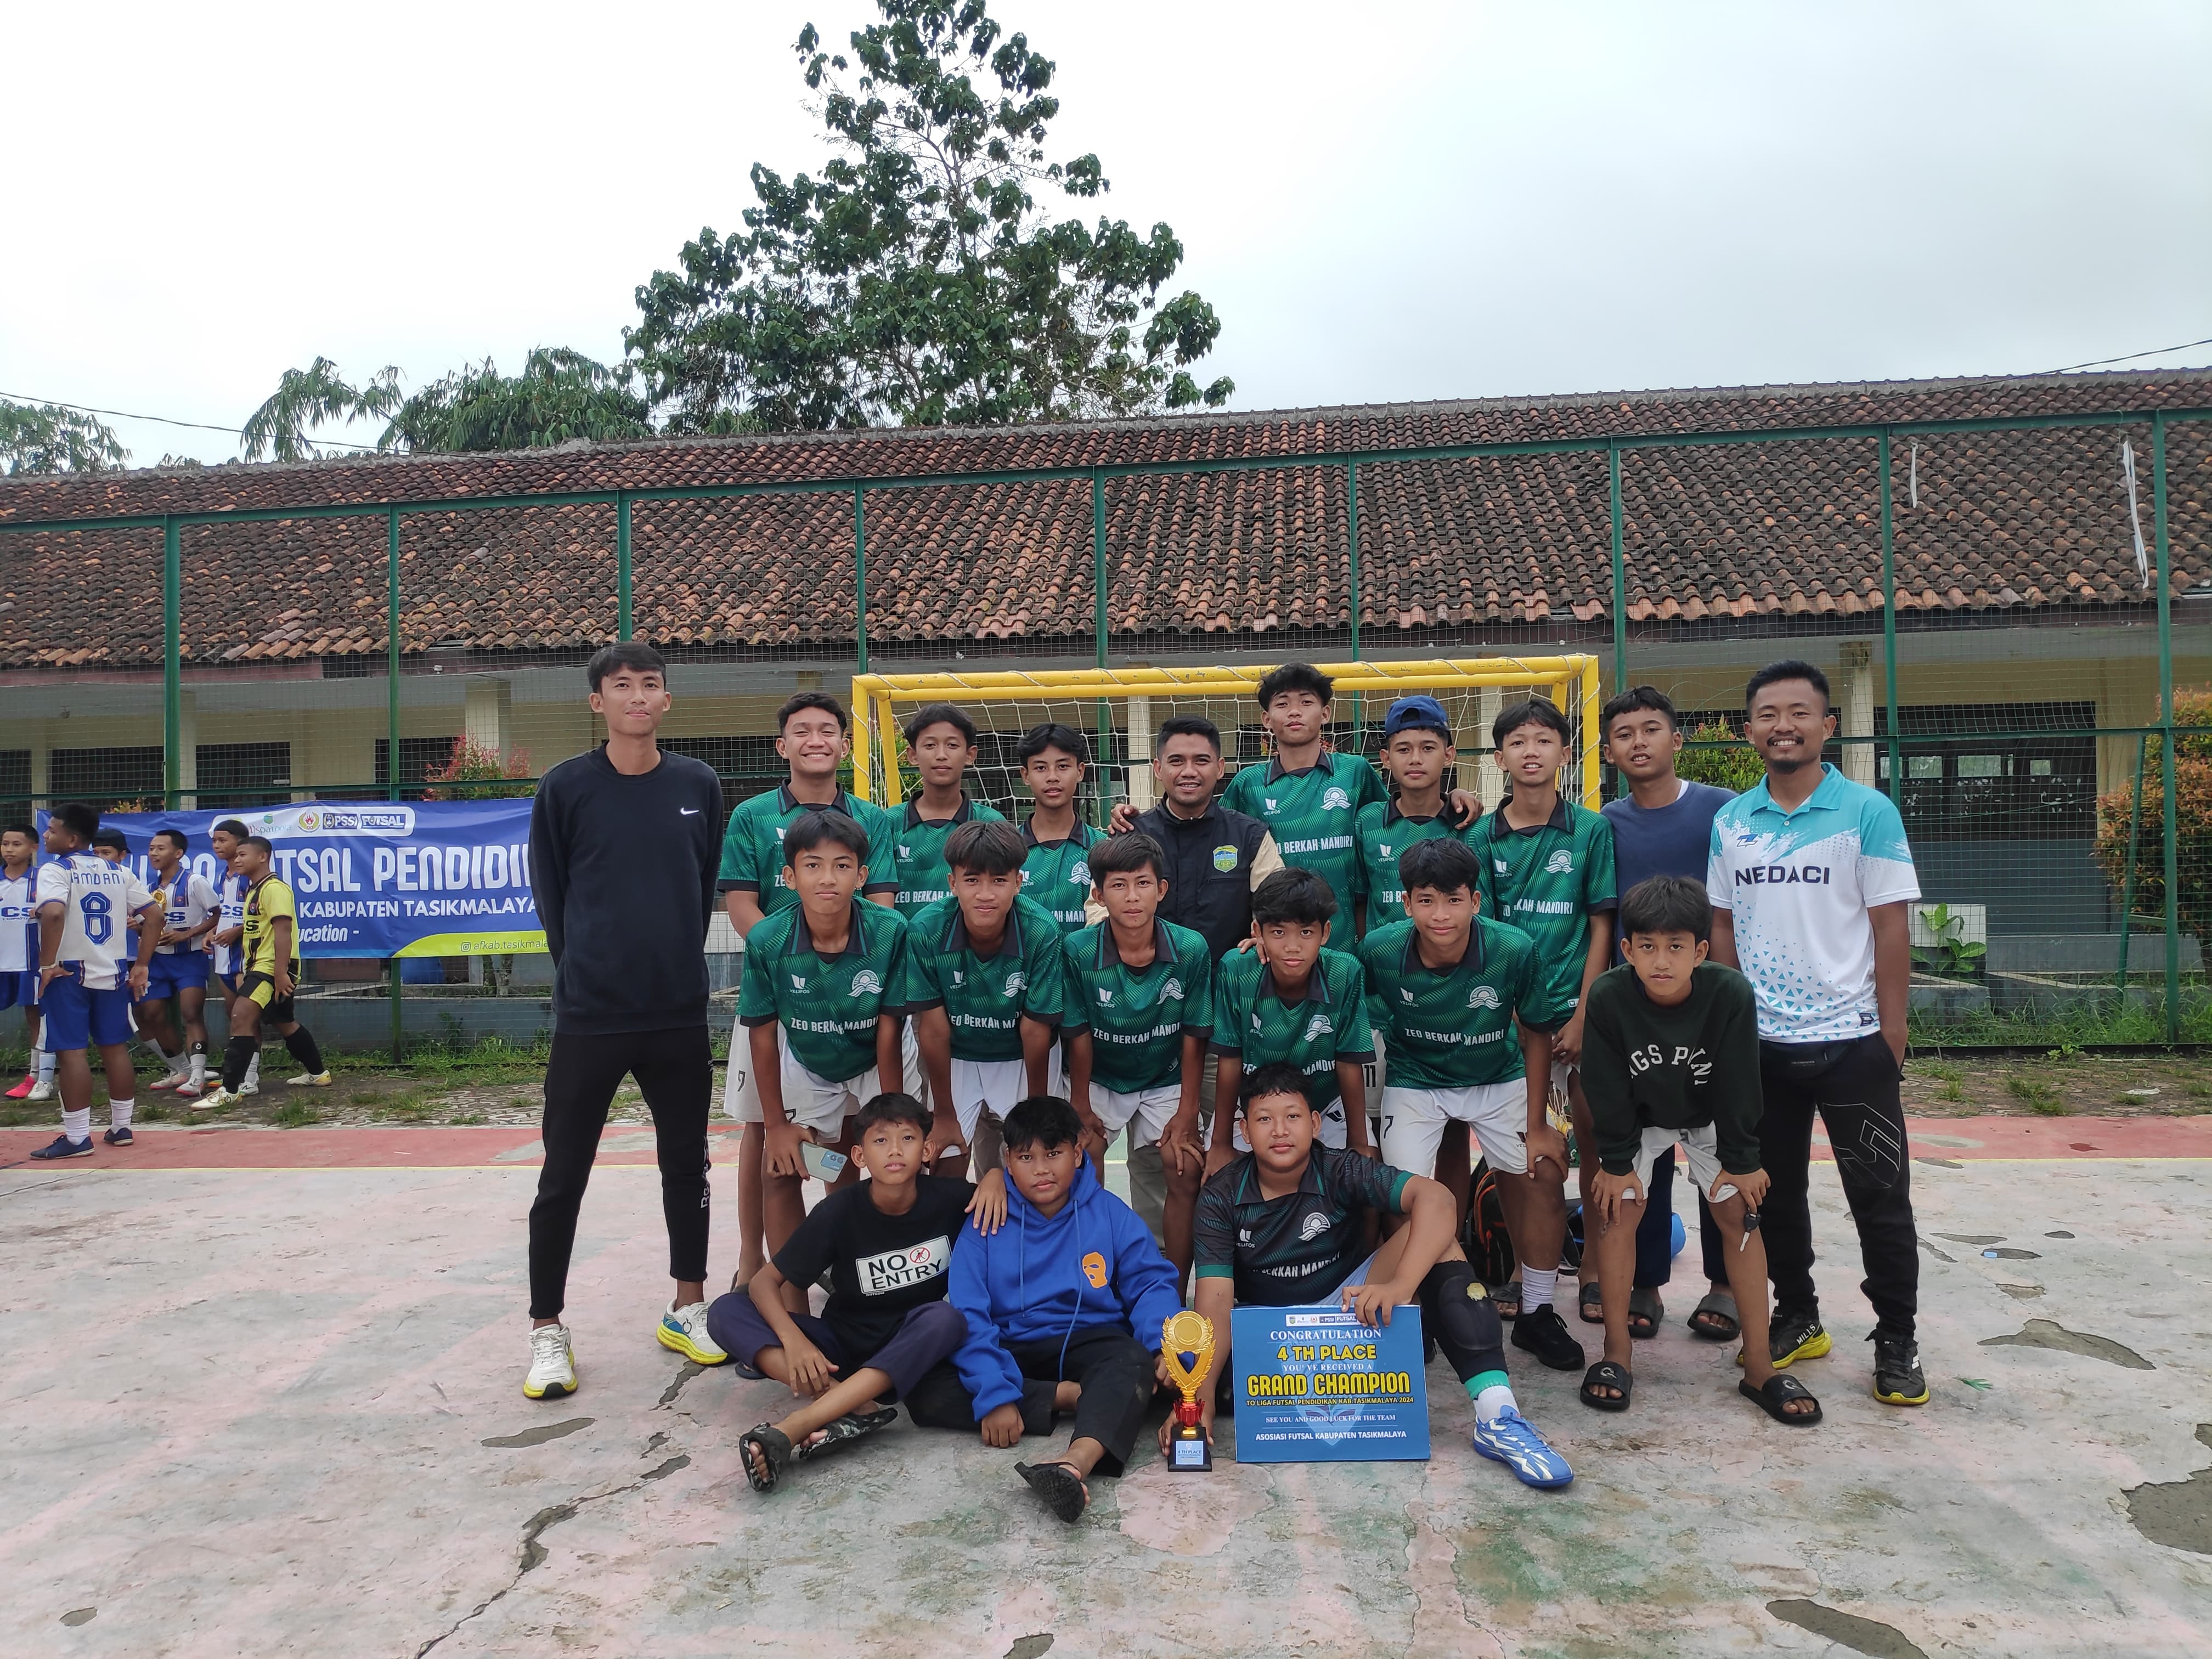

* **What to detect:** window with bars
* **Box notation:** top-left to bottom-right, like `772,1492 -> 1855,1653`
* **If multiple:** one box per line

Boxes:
1876,702 -> 2097,841
375,736 -> 459,800
195,742 -> 292,809
0,750 -> 27,815
50,746 -> 164,810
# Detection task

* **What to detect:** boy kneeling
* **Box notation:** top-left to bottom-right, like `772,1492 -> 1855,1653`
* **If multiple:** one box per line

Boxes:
1176,1064 -> 1572,1487
715,1092 -> 1005,1492
927,1095 -> 1182,1524
1578,876 -> 1820,1424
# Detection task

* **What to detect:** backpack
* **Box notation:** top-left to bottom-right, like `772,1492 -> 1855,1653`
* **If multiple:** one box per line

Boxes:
1463,1160 -> 1516,1288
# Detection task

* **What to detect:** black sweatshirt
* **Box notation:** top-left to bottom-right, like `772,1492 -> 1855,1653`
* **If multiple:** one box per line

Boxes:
529,744 -> 722,1035
1579,962 -> 1764,1177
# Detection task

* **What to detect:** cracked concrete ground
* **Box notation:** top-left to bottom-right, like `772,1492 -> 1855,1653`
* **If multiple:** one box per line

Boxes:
2,1133 -> 2209,1657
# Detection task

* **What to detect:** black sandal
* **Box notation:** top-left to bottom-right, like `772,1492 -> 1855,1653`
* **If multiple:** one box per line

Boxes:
1739,1373 -> 1823,1426
1579,1360 -> 1633,1412
1627,1285 -> 1664,1341
796,1406 -> 898,1461
1578,1280 -> 1604,1325
1688,1289 -> 1739,1341
1015,1459 -> 1090,1523
739,1423 -> 794,1492
1494,1279 -> 1523,1320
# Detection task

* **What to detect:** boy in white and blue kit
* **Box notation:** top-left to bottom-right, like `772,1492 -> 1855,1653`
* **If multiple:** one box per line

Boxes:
1,821 -> 52,1102
206,817 -> 261,1095
1707,659 -> 1927,1409
30,803 -> 163,1159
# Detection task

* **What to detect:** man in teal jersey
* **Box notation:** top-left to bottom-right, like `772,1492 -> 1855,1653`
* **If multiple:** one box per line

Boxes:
1062,831 -> 1216,1284
1462,697 -> 1618,1318
720,691 -> 901,1286
1209,867 -> 1374,1171
890,703 -> 1008,914
1358,837 -> 1584,1372
738,811 -> 912,1301
907,820 -> 1066,1177
1014,723 -> 1104,934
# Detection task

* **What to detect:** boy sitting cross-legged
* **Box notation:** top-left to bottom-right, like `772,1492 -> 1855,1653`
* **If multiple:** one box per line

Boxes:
1175,1064 -> 1572,1488
1577,876 -> 1820,1425
928,1094 -> 1182,1525
718,1092 -> 1008,1493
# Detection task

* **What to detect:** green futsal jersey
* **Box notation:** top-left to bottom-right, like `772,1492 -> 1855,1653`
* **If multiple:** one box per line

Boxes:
1352,799 -> 1477,930
1019,820 -> 1104,934
1356,916 -> 1554,1090
1221,751 -> 1386,946
889,794 -> 1008,915
718,783 -> 900,911
1463,794 -> 1616,1024
903,894 -> 1068,1062
1209,945 -> 1374,1111
1062,918 -> 1216,1094
737,899 -> 912,1083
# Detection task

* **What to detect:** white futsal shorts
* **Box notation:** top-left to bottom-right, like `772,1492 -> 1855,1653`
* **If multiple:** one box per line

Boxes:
1379,1078 -> 1530,1177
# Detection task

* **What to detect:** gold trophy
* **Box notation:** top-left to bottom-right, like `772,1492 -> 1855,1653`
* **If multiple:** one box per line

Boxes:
1160,1310 -> 1217,1471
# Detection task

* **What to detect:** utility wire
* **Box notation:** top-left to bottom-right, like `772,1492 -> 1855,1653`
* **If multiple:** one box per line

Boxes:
0,389 -> 382,453
2048,336 -> 2212,374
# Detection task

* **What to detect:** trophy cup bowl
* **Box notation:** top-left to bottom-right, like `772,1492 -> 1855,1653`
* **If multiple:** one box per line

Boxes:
1160,1310 -> 1216,1471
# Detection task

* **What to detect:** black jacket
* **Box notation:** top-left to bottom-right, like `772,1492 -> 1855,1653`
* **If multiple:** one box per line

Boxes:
1127,800 -> 1273,961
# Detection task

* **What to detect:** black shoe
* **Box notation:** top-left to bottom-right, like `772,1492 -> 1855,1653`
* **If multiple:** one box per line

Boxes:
1510,1302 -> 1586,1372
1870,1329 -> 1928,1406
1743,1307 -> 1832,1370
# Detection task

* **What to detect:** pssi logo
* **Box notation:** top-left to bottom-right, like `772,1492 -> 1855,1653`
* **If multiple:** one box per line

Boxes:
1545,850 -> 1575,874
1321,786 -> 1351,811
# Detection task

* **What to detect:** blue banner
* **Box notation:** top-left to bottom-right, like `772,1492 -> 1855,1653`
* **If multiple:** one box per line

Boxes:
1230,1303 -> 1432,1463
70,800 -> 543,960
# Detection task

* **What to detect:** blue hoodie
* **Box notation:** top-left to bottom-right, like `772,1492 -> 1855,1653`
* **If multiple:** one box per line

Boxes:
947,1160 -> 1183,1420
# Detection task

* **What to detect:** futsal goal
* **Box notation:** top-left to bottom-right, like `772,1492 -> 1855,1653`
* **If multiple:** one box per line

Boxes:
850,656 -> 1602,820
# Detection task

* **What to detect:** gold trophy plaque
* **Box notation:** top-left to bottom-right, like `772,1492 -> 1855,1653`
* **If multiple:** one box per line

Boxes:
1160,1310 -> 1216,1471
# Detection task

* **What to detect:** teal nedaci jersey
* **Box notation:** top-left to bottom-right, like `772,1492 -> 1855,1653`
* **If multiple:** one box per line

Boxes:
1221,751 -> 1386,946
1019,819 -> 1104,935
888,793 -> 1008,915
1061,918 -> 1216,1094
1463,795 -> 1617,1025
717,783 -> 900,911
902,893 -> 1068,1062
1356,916 -> 1552,1090
737,899 -> 911,1083
1208,945 -> 1374,1112
1352,799 -> 1477,930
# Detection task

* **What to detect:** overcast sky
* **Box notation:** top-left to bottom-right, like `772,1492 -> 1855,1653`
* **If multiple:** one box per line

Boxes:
8,1 -> 2209,466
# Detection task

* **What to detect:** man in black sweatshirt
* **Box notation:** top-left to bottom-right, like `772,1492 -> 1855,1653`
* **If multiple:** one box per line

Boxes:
1577,874 -> 1819,1426
522,642 -> 727,1401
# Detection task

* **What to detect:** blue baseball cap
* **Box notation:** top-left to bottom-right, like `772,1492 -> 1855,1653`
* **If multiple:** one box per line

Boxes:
1383,695 -> 1452,738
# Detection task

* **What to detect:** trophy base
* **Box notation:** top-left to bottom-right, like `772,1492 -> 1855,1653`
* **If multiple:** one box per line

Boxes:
1171,1432 -> 1213,1471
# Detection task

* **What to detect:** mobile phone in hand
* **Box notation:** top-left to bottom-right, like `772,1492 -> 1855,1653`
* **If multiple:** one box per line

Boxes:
800,1142 -> 849,1182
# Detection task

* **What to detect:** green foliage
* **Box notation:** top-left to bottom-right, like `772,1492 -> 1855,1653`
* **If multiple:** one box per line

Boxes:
379,348 -> 652,453
418,736 -> 534,800
241,357 -> 402,461
1913,902 -> 1987,977
628,0 -> 1233,431
0,399 -> 128,475
1675,721 -> 1767,793
2093,689 -> 2212,949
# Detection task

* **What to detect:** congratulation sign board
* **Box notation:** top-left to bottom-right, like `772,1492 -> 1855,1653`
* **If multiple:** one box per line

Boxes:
1229,1304 -> 1431,1463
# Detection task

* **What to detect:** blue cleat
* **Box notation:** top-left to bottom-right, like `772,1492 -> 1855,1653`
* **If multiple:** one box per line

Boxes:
103,1126 -> 134,1147
1471,1407 -> 1573,1489
30,1134 -> 95,1160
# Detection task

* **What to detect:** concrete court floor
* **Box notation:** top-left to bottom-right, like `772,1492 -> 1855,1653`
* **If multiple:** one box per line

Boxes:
3,1120 -> 2210,1659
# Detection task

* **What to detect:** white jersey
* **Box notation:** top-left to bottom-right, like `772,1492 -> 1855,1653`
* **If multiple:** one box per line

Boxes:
36,854 -> 154,991
150,870 -> 219,955
212,871 -> 248,974
0,869 -> 35,974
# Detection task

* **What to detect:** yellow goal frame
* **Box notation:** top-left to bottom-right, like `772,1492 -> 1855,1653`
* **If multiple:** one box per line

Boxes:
851,655 -> 1603,808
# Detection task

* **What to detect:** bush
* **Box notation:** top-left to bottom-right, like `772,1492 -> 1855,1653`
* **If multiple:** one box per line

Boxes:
420,736 -> 534,802
2092,689 -> 2212,945
1675,721 -> 1768,793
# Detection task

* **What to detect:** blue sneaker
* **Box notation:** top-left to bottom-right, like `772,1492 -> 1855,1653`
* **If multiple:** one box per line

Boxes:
30,1134 -> 95,1160
103,1126 -> 134,1146
1471,1407 -> 1573,1489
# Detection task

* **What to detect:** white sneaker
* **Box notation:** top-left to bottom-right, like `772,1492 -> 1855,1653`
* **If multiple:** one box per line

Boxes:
525,1324 -> 578,1399
149,1073 -> 182,1093
655,1299 -> 729,1365
174,1077 -> 204,1099
27,1079 -> 54,1103
238,1078 -> 259,1097
194,1086 -> 242,1111
287,1071 -> 332,1087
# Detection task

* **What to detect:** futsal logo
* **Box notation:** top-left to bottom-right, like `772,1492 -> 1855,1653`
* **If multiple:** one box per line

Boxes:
1304,1012 -> 1334,1043
850,969 -> 884,997
1467,985 -> 1502,1011
1545,850 -> 1575,875
1321,786 -> 1351,811
1161,977 -> 1186,1001
1069,860 -> 1091,887
1004,971 -> 1025,996
856,1235 -> 950,1295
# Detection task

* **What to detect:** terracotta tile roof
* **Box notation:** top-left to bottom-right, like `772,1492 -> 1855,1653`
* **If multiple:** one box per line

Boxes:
1,371 -> 2207,668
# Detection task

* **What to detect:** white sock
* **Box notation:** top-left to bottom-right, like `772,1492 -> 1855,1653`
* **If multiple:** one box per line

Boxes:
1475,1384 -> 1517,1423
147,1041 -> 183,1075
110,1097 -> 134,1128
245,1054 -> 261,1086
1522,1267 -> 1558,1313
62,1107 -> 91,1142
189,1052 -> 206,1084
36,1049 -> 55,1082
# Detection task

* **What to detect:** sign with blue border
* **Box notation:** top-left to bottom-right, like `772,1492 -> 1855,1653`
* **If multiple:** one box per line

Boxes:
1229,1304 -> 1431,1463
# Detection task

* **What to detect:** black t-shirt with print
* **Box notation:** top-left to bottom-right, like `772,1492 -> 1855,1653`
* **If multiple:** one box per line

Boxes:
770,1173 -> 977,1357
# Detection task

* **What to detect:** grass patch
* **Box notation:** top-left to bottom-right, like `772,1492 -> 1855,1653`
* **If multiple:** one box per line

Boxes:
1912,992 -> 2212,1049
270,1099 -> 321,1128
2005,1075 -> 2069,1115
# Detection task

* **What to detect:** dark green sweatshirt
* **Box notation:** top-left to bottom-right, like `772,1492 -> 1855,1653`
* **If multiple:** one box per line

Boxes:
1579,962 -> 1763,1177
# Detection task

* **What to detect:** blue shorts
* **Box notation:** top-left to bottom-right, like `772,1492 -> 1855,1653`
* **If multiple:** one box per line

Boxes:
148,952 -> 211,996
40,971 -> 136,1053
0,969 -> 37,1012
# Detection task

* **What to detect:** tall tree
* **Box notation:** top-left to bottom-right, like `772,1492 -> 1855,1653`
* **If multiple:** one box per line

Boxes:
379,349 -> 652,453
240,358 -> 402,462
628,0 -> 1234,431
0,399 -> 128,475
